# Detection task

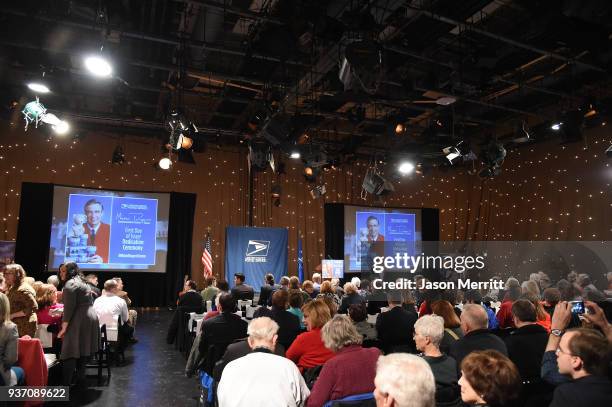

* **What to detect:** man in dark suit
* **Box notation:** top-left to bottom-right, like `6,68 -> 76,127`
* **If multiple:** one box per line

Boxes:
449,304 -> 507,368
199,293 -> 248,372
504,299 -> 548,381
253,290 -> 301,349
549,327 -> 612,407
258,273 -> 278,306
231,273 -> 255,300
376,292 -> 418,354
178,280 -> 204,308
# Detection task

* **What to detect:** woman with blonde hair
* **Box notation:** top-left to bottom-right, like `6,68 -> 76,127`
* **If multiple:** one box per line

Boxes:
317,280 -> 340,306
4,264 -> 37,337
0,292 -> 24,385
286,299 -> 335,372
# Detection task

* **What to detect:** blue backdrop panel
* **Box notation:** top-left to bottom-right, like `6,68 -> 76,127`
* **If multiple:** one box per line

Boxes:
225,226 -> 288,290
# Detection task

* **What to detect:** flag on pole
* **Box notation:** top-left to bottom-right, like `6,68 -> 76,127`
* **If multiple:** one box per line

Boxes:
202,233 -> 213,278
297,237 -> 304,282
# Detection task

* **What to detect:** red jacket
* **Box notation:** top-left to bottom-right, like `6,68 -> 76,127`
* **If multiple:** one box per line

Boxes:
18,336 -> 48,406
496,300 -> 515,329
286,328 -> 335,372
307,345 -> 380,407
83,222 -> 110,263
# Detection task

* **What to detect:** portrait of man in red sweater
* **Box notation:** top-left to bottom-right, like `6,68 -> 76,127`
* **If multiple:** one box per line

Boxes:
82,199 -> 110,263
366,215 -> 384,242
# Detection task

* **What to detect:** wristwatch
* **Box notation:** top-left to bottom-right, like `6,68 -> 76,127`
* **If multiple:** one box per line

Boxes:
551,329 -> 563,337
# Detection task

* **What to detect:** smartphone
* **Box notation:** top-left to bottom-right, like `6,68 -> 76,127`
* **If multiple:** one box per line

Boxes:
570,300 -> 585,315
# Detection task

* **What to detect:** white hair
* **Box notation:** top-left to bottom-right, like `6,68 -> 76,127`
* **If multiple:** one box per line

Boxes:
351,276 -> 361,288
375,354 -> 435,407
414,315 -> 445,347
461,304 -> 488,330
248,317 -> 279,340
46,275 -> 60,287
312,273 -> 321,283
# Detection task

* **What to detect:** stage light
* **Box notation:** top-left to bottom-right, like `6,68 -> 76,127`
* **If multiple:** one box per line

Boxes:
175,134 -> 193,150
394,123 -> 405,135
435,96 -> 457,106
310,185 -> 326,199
551,122 -> 562,131
290,151 -> 301,159
112,145 -> 125,165
27,82 -> 50,94
442,146 -> 462,164
158,157 -> 172,170
304,166 -> 314,177
52,120 -> 70,135
271,185 -> 281,198
398,161 -> 415,174
84,55 -> 113,77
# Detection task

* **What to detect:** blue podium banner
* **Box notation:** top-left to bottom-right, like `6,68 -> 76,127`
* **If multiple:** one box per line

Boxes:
225,227 -> 288,290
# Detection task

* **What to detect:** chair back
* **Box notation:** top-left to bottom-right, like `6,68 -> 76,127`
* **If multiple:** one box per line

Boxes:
35,324 -> 53,348
104,315 -> 120,342
206,300 -> 213,312
202,342 -> 232,376
323,393 -> 375,407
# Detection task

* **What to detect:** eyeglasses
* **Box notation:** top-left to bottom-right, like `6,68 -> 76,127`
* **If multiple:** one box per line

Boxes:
555,347 -> 575,357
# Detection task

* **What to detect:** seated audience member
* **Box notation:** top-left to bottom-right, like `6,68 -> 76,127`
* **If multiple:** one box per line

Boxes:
287,292 -> 305,329
113,277 -> 137,328
217,317 -> 309,407
199,293 -> 248,364
230,273 -> 254,301
85,274 -> 101,299
4,264 -> 37,337
307,315 -> 380,406
0,274 -> 6,294
35,284 -> 63,328
414,314 -> 460,405
522,279 -> 540,298
0,293 -> 24,385
31,281 -> 43,295
459,350 -> 522,407
550,328 -> 612,406
47,274 -> 60,289
93,279 -> 134,343
522,292 -> 551,332
542,287 -> 561,316
320,295 -> 338,317
496,281 -> 522,329
203,294 -> 221,321
464,289 -> 498,330
374,353 -> 436,407
216,280 -> 230,294
301,280 -> 316,300
200,276 -> 219,304
178,280 -> 204,308
253,290 -> 300,349
286,299 -> 335,372
503,299 -> 548,381
311,273 -> 322,291
376,291 -> 418,354
349,303 -> 377,341
358,279 -> 370,299
279,276 -> 290,291
288,276 -> 310,304
605,271 -> 612,297
331,278 -> 344,297
450,304 -> 507,368
431,300 -> 463,354
338,282 -> 365,314
317,281 -> 340,306
258,273 -> 277,306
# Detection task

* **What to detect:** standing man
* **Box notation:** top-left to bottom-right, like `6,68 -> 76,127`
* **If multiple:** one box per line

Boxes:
82,199 -> 110,263
366,216 -> 384,242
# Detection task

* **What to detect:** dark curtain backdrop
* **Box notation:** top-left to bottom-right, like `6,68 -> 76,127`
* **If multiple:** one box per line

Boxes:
324,203 -> 344,259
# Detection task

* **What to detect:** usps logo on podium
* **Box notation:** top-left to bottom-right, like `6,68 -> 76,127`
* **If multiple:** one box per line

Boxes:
245,240 -> 270,262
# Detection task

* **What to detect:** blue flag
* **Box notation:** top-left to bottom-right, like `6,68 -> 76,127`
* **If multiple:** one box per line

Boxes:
297,237 -> 304,282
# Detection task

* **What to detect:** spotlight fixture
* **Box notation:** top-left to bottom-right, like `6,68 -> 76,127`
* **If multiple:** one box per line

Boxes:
271,185 -> 281,198
398,161 -> 415,175
511,121 -> 531,144
442,146 -> 462,165
362,170 -> 394,196
290,151 -> 301,159
478,141 -> 506,179
310,185 -> 326,199
158,156 -> 172,170
112,145 -> 125,165
304,167 -> 313,177
27,82 -> 50,94
606,144 -> 612,158
394,123 -> 405,135
52,120 -> 70,135
21,98 -> 69,134
175,134 -> 194,150
84,55 -> 113,77
435,96 -> 457,106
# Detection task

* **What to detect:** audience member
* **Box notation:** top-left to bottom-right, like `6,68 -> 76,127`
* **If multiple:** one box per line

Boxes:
374,353 -> 436,407
503,299 -> 548,381
414,314 -> 460,405
311,273 -> 322,291
431,300 -> 463,354
253,290 -> 300,349
258,273 -> 277,306
307,315 -> 380,406
376,291 -> 417,354
0,274 -> 5,294
288,276 -> 310,305
557,279 -> 579,301
217,317 -> 310,407
319,295 -> 338,317
302,280 -> 316,299
338,282 -> 365,314
459,350 -> 521,407
0,293 -> 24,385
449,304 -> 507,368
496,282 -> 522,329
199,293 -> 247,363
331,278 -> 344,297
348,303 -> 377,341
178,280 -> 204,308
230,273 -> 254,301
35,283 -> 63,328
279,276 -> 290,291
522,292 -> 551,332
85,274 -> 101,299
4,264 -> 38,337
542,287 -> 561,316
93,279 -> 134,343
58,262 -> 100,387
287,291 -> 305,329
522,279 -> 540,298
539,272 -> 552,291
464,289 -> 498,330
200,276 -> 219,305
57,263 -> 68,291
286,299 -> 334,372
113,277 -> 137,329
317,281 -> 340,306
216,280 -> 229,293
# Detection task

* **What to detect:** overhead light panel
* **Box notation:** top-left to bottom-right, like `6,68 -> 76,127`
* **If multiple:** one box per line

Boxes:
85,55 -> 113,77
27,82 -> 50,94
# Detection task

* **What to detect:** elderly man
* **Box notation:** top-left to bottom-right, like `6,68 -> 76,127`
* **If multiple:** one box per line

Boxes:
449,303 -> 507,367
93,279 -> 133,343
217,317 -> 310,407
374,353 -> 436,407
112,277 -> 137,333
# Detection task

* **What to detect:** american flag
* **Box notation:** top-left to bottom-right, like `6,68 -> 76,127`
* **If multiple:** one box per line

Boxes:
201,233 -> 213,278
